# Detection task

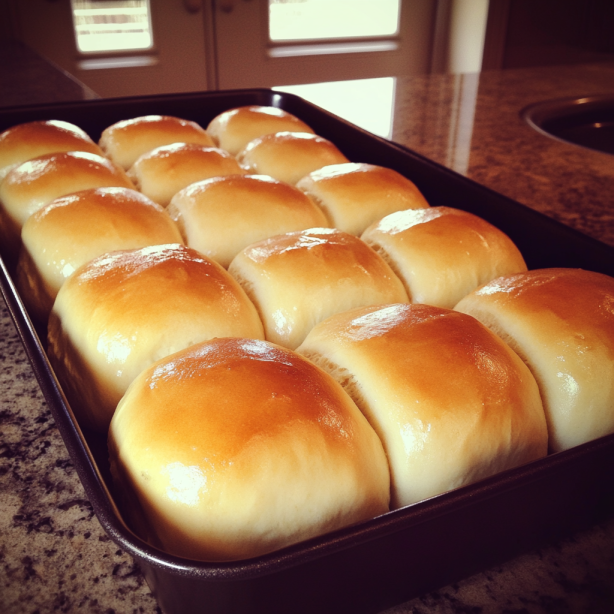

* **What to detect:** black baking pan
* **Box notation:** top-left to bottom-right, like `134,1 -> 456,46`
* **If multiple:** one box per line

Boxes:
1,89 -> 614,614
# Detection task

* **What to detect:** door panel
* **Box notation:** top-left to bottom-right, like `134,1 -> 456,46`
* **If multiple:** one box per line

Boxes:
215,0 -> 437,89
9,0 -> 438,98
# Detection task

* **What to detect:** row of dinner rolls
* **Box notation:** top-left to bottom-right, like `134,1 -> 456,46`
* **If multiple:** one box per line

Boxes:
2,106 -> 613,566
106,264 -> 614,562
0,108 -> 418,265
45,206 -> 529,436
0,108 -> 315,256
2,108 -> 435,325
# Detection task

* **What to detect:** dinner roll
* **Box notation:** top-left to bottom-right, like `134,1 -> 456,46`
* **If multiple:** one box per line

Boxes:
455,268 -> 614,453
108,337 -> 390,562
99,115 -> 214,170
0,151 -> 133,257
0,119 -> 103,182
48,244 -> 264,432
168,174 -> 329,268
361,207 -> 527,309
297,303 -> 548,509
237,132 -> 349,185
296,163 -> 430,235
228,228 -> 409,350
206,105 -> 315,156
127,143 -> 245,207
15,187 -> 183,323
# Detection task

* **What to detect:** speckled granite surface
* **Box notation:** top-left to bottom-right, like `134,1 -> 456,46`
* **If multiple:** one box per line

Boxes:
1,46 -> 614,613
391,64 -> 614,249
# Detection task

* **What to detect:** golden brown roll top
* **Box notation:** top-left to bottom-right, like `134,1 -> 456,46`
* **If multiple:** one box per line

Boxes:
236,131 -> 349,185
228,228 -> 409,350
0,151 -> 134,256
296,162 -> 430,235
99,115 -> 215,170
454,268 -> 614,453
297,303 -> 548,509
361,206 -> 527,309
127,143 -> 245,207
167,174 -> 329,268
108,337 -> 390,562
0,119 -> 103,182
48,244 -> 265,433
206,105 -> 315,156
16,187 -> 183,323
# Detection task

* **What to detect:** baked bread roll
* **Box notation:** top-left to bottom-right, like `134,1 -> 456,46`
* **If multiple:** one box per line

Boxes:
0,151 -> 134,257
297,303 -> 548,509
361,206 -> 527,309
0,119 -> 103,182
15,187 -> 183,323
454,268 -> 614,453
99,115 -> 215,170
228,228 -> 409,350
48,244 -> 265,432
206,105 -> 315,156
108,337 -> 390,562
167,174 -> 329,268
296,163 -> 430,235
127,143 -> 245,207
237,132 -> 349,185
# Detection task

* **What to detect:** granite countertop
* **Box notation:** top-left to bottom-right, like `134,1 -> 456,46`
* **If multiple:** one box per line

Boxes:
1,43 -> 614,613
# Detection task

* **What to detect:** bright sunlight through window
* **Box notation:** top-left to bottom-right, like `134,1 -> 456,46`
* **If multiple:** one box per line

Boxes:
273,77 -> 396,138
269,0 -> 401,42
71,0 -> 153,53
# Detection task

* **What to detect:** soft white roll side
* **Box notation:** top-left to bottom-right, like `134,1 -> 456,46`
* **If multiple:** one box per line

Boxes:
228,228 -> 409,350
108,337 -> 390,562
48,244 -> 265,433
99,115 -> 215,170
167,174 -> 329,268
16,187 -> 183,323
296,163 -> 430,235
455,268 -> 614,453
297,303 -> 548,509
0,119 -> 103,182
237,132 -> 349,185
361,207 -> 527,309
127,143 -> 245,207
206,105 -> 315,156
0,151 -> 134,257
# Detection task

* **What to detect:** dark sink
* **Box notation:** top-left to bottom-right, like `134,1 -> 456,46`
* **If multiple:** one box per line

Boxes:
522,95 -> 614,155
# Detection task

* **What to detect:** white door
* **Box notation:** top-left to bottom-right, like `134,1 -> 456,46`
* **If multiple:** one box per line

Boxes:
10,0 -> 439,99
214,0 -> 437,89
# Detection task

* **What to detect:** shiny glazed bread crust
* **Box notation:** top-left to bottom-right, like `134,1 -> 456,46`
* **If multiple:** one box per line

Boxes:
47,244 -> 265,432
361,206 -> 527,309
228,228 -> 409,350
297,303 -> 548,509
297,162 -> 430,235
127,143 -> 245,207
206,105 -> 315,156
167,174 -> 329,268
454,267 -> 614,453
16,187 -> 183,323
0,151 -> 134,255
108,337 -> 390,562
0,119 -> 103,182
99,115 -> 215,170
236,131 -> 349,185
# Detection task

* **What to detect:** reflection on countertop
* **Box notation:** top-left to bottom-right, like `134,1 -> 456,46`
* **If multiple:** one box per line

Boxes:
0,40 -> 99,109
392,63 -> 614,249
1,42 -> 614,614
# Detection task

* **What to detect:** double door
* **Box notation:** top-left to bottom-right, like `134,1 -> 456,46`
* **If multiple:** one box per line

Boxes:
12,0 -> 437,98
